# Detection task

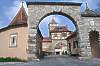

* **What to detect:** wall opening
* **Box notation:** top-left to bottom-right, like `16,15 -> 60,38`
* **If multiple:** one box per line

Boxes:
37,12 -> 80,57
89,30 -> 100,58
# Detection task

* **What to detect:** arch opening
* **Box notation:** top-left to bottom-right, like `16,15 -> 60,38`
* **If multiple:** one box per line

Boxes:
37,12 -> 80,57
89,30 -> 100,58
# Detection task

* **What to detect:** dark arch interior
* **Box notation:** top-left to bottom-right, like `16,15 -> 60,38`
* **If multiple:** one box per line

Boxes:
89,30 -> 100,58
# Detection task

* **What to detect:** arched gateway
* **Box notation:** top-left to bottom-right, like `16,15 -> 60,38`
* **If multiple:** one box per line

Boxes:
26,2 -> 100,59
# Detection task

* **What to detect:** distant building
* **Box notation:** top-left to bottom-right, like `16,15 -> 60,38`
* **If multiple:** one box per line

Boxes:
42,37 -> 52,52
66,32 -> 79,56
42,18 -> 72,55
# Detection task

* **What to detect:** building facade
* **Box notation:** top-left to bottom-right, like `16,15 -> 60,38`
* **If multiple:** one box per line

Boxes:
27,2 -> 100,58
42,18 -> 71,55
0,1 -> 100,60
0,5 -> 43,60
66,32 -> 80,56
0,5 -> 28,60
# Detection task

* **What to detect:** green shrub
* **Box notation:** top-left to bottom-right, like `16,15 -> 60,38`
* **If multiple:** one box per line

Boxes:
0,57 -> 26,62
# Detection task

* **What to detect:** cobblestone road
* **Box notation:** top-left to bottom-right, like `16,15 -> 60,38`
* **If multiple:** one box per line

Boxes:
1,55 -> 100,66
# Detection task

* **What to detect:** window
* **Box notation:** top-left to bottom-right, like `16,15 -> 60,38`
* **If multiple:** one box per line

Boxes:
68,43 -> 71,53
52,33 -> 58,39
9,33 -> 18,47
58,37 -> 60,39
61,33 -> 67,37
62,37 -> 64,39
75,41 -> 78,48
55,37 -> 57,39
73,41 -> 76,48
54,33 -> 58,37
73,41 -> 78,48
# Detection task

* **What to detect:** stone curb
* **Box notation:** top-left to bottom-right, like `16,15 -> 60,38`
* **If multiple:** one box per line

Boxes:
79,57 -> 100,61
78,57 -> 100,64
0,62 -> 24,65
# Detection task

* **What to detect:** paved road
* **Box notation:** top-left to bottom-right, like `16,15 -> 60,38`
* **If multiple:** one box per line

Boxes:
1,55 -> 100,66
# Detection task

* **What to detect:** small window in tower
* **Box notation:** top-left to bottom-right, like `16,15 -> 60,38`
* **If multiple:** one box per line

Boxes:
9,33 -> 18,48
61,33 -> 67,37
54,33 -> 58,37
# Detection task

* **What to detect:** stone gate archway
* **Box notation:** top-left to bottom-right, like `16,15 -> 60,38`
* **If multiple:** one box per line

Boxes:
26,2 -> 100,59
38,12 -> 79,56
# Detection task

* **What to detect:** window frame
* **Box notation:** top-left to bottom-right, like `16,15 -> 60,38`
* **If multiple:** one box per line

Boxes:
61,32 -> 67,37
9,33 -> 18,48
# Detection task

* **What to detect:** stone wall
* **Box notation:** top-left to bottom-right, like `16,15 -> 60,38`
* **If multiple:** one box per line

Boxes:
42,42 -> 52,51
67,33 -> 79,55
79,17 -> 100,57
27,2 -> 100,58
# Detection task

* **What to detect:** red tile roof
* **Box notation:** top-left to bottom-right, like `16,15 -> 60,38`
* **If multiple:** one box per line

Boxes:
49,18 -> 58,24
42,37 -> 52,42
0,5 -> 27,31
51,26 -> 69,32
9,5 -> 27,26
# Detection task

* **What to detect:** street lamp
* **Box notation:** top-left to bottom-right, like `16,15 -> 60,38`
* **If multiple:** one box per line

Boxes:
89,19 -> 95,30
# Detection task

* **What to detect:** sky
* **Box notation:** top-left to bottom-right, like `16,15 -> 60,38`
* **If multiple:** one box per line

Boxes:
81,0 -> 100,12
0,0 -> 28,29
39,15 -> 76,37
0,0 -> 100,37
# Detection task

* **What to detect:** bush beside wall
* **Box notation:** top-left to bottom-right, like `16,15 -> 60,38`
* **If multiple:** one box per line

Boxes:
0,57 -> 26,62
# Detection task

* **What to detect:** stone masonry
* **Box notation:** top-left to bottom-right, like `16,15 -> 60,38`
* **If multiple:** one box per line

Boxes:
27,2 -> 100,58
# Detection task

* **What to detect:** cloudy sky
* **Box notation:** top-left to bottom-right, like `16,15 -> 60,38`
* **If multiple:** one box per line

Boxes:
0,0 -> 28,29
0,0 -> 99,37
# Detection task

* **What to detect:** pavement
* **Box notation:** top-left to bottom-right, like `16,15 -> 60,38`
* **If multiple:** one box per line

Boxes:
1,55 -> 100,66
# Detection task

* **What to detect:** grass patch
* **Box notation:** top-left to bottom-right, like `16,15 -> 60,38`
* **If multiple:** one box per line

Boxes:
0,57 -> 26,62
